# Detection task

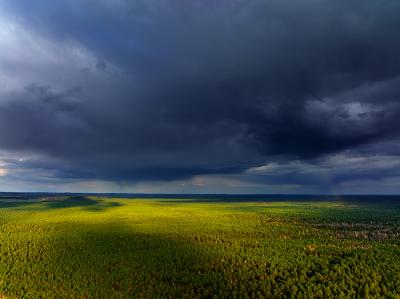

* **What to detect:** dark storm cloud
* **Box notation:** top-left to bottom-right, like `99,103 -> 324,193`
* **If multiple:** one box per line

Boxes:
95,60 -> 107,71
1,0 -> 400,185
243,154 -> 400,194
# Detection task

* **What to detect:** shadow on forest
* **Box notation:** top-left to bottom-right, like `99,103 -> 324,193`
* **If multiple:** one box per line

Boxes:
0,196 -> 123,211
3,223 -> 227,298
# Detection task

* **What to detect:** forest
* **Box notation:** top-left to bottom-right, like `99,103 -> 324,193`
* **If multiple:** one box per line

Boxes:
0,195 -> 399,298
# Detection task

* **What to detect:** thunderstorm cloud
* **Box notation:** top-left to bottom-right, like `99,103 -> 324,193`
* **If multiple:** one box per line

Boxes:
1,0 -> 400,193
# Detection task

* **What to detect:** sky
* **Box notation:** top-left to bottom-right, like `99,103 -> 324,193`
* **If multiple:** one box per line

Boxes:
1,0 -> 400,194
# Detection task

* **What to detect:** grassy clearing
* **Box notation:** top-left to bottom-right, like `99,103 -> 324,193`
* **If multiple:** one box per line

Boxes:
0,196 -> 399,298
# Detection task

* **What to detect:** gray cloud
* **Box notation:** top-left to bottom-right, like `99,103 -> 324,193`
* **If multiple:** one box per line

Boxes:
1,0 -> 400,192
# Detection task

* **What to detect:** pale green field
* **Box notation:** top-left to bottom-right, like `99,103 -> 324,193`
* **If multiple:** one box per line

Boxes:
0,196 -> 399,298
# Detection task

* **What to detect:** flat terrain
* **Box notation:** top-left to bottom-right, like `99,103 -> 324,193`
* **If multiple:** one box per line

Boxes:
0,195 -> 399,298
